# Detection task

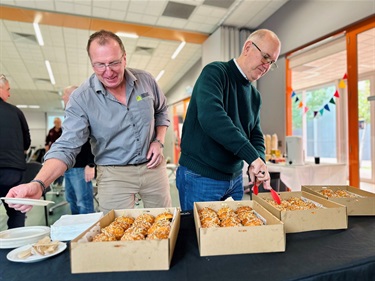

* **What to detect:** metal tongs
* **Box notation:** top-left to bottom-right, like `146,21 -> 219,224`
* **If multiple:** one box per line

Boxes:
248,170 -> 281,205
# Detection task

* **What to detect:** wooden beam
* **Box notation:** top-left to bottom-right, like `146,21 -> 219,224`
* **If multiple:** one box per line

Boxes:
0,5 -> 208,44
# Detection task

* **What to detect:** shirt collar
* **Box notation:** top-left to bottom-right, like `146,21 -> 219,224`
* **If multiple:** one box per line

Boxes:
93,68 -> 137,95
233,58 -> 248,81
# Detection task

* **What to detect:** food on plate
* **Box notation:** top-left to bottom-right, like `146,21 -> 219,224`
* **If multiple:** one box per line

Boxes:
17,236 -> 61,259
17,248 -> 33,259
198,205 -> 264,228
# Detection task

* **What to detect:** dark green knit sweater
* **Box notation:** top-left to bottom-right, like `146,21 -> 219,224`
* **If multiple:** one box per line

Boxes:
179,59 -> 265,181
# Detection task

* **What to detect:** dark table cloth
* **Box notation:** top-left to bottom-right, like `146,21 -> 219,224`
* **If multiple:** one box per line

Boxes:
1,213 -> 375,281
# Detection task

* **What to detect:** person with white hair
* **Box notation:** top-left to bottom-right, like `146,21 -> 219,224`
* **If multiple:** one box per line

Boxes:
176,29 -> 281,211
0,74 -> 31,228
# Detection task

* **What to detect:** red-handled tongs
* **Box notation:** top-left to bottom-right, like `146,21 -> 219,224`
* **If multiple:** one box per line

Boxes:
248,170 -> 281,204
270,188 -> 281,205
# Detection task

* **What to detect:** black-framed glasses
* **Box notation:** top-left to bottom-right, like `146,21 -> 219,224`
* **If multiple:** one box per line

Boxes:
92,55 -> 124,72
252,42 -> 278,70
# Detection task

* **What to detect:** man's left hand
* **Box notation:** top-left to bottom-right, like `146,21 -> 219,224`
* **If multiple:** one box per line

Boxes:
146,142 -> 164,168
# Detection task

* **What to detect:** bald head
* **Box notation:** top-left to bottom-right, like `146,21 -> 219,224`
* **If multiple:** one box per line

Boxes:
62,85 -> 78,108
236,29 -> 281,82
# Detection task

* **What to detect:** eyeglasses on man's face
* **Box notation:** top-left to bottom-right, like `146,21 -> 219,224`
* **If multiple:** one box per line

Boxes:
92,55 -> 124,72
251,42 -> 278,70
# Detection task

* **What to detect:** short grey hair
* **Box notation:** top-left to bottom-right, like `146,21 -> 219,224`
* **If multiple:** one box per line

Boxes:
0,74 -> 8,85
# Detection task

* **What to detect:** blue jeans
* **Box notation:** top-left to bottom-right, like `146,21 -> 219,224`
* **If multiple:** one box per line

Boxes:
64,168 -> 95,214
176,165 -> 244,212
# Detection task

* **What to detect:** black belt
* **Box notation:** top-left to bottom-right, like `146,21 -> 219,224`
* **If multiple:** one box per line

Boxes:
126,161 -> 148,166
101,161 -> 148,167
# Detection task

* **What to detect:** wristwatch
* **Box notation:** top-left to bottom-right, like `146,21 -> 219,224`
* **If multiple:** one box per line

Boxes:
88,163 -> 95,168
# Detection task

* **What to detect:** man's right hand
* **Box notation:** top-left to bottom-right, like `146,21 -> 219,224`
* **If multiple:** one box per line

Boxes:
5,182 -> 43,213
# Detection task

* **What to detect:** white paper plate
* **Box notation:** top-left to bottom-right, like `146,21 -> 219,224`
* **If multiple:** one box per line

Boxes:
0,226 -> 51,249
0,197 -> 54,206
7,242 -> 67,263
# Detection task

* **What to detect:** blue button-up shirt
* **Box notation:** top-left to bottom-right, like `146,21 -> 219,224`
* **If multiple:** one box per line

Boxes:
45,68 -> 170,168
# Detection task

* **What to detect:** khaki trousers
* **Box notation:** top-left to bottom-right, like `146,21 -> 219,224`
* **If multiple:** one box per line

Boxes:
96,162 -> 172,213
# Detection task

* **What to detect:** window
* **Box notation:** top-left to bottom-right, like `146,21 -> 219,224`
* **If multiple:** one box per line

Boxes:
292,84 -> 338,162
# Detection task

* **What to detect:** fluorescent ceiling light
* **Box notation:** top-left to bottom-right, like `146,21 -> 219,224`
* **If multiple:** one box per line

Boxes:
45,60 -> 56,85
116,32 -> 139,39
171,41 -> 186,59
16,105 -> 40,109
33,22 -> 44,46
61,100 -> 65,109
155,70 -> 165,81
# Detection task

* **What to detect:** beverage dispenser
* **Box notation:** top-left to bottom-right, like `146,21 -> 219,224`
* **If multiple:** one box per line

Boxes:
285,136 -> 304,165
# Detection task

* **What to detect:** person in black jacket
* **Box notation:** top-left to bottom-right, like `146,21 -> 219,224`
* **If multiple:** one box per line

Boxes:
62,86 -> 95,214
0,74 -> 31,228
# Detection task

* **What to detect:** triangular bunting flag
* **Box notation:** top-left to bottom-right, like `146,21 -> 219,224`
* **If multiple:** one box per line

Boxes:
342,73 -> 347,79
298,101 -> 303,108
295,97 -> 299,103
329,98 -> 336,105
339,80 -> 346,88
334,90 -> 340,98
324,104 -> 330,111
319,109 -> 324,116
314,111 -> 318,118
304,106 -> 309,113
291,91 -> 296,98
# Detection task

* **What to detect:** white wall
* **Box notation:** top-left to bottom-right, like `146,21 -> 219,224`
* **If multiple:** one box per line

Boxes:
23,111 -> 46,149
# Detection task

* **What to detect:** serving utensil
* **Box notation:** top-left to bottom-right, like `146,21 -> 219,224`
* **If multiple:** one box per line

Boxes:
252,183 -> 259,195
247,170 -> 280,204
270,188 -> 281,205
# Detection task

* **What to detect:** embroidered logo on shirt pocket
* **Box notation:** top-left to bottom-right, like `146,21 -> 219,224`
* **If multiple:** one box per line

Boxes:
136,92 -> 150,101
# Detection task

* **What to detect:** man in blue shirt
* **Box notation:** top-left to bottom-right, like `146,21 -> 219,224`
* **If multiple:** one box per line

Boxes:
6,30 -> 171,214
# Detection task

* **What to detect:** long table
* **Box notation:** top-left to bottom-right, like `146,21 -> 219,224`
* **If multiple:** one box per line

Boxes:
266,162 -> 347,191
1,213 -> 375,281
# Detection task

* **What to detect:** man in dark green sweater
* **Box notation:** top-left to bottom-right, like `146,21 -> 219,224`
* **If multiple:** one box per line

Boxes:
176,29 -> 281,211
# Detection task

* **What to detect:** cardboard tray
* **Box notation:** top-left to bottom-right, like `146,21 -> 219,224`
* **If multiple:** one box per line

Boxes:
193,200 -> 285,257
253,191 -> 348,233
70,207 -> 180,273
302,185 -> 375,216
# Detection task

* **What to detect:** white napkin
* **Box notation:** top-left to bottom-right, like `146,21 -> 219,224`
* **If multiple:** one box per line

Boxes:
51,212 -> 103,241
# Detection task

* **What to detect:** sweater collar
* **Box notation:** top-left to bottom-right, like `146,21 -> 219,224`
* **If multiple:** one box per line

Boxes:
230,59 -> 250,85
